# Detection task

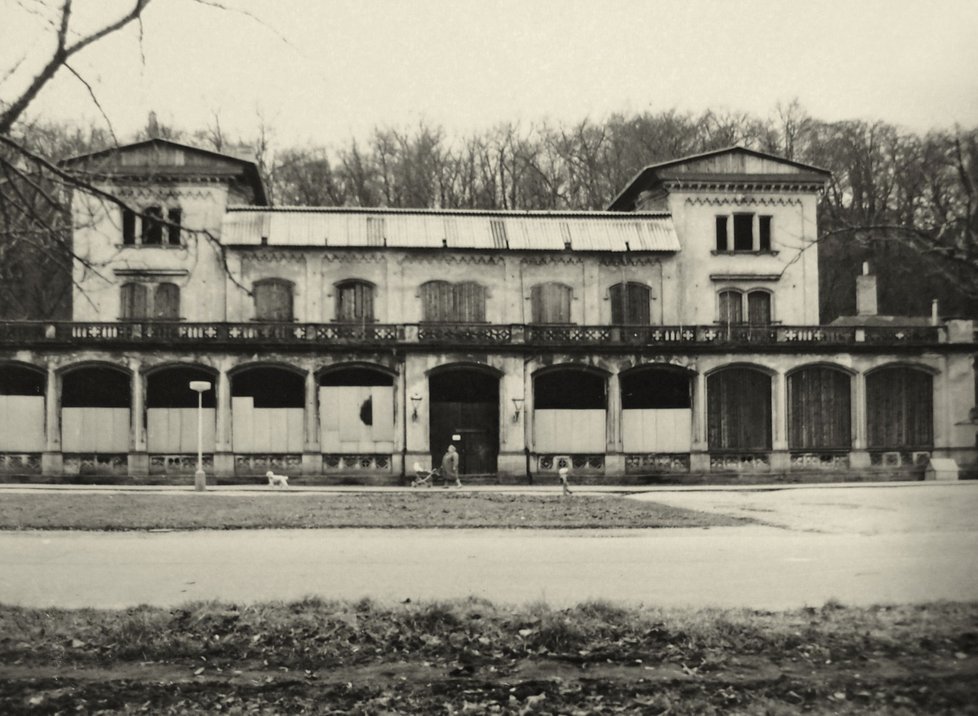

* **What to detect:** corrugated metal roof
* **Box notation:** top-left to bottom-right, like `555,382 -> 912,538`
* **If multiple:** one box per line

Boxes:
220,209 -> 679,252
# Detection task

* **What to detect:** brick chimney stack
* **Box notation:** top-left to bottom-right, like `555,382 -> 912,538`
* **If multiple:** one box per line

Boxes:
856,262 -> 878,316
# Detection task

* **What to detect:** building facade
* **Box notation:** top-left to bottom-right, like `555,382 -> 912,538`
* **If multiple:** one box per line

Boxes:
0,139 -> 974,482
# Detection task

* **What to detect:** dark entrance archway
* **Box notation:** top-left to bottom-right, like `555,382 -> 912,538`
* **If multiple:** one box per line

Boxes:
429,368 -> 499,476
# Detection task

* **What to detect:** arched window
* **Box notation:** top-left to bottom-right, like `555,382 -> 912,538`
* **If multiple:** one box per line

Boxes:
531,283 -> 572,324
718,290 -> 743,324
336,280 -> 375,322
747,291 -> 772,325
707,367 -> 771,450
610,282 -> 651,324
120,283 -> 148,320
420,281 -> 486,322
254,279 -> 294,321
154,283 -> 180,320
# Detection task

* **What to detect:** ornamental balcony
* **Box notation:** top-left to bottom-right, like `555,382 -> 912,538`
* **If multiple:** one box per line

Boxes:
0,321 -> 964,351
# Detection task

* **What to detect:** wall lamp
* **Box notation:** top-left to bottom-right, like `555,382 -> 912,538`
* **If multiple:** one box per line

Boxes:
410,394 -> 423,422
512,397 -> 524,422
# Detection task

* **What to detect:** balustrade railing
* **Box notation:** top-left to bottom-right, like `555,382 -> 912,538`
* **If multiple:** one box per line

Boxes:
0,320 -> 954,349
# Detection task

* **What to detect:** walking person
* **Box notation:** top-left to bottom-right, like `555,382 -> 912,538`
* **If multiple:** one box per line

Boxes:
441,444 -> 462,488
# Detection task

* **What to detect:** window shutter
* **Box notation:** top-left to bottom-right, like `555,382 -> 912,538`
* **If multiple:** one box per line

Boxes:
532,283 -> 571,323
254,280 -> 293,321
747,291 -> 771,325
154,283 -> 180,320
612,283 -> 650,324
455,282 -> 486,322
718,291 -> 743,324
120,283 -> 148,319
337,281 -> 374,322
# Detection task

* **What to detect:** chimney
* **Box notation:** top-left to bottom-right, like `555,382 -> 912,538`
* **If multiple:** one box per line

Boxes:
856,262 -> 878,316
931,299 -> 940,326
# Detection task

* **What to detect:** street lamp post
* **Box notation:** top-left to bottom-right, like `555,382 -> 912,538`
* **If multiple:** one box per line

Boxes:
189,380 -> 212,491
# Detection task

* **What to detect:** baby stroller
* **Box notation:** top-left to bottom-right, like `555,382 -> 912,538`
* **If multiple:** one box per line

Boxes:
411,462 -> 441,488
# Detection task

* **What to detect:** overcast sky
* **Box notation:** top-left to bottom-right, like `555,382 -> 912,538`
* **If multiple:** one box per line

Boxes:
3,0 -> 978,147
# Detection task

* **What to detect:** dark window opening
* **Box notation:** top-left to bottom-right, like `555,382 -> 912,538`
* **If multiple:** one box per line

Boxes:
759,215 -> 772,251
430,370 -> 498,403
621,369 -> 691,409
232,368 -> 304,408
147,367 -> 216,408
0,365 -> 44,396
254,279 -> 294,321
610,282 -> 651,324
62,367 -> 130,408
122,208 -> 136,245
359,397 -> 373,426
534,370 -> 606,410
167,208 -> 182,245
142,206 -> 163,245
715,216 -> 728,251
531,283 -> 572,324
320,368 -> 394,387
733,214 -> 753,251
336,280 -> 375,323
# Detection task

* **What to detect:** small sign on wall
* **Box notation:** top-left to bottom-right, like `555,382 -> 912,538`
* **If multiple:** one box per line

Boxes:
452,434 -> 461,441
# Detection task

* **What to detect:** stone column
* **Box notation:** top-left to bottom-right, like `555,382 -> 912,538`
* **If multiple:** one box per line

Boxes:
849,369 -> 870,468
302,367 -> 322,476
129,360 -> 149,477
604,370 -> 623,477
41,364 -> 63,476
213,365 -> 235,477
752,213 -> 761,251
690,370 -> 710,472
770,370 -> 789,471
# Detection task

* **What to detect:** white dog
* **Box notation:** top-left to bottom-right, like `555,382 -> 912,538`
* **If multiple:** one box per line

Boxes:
266,470 -> 289,488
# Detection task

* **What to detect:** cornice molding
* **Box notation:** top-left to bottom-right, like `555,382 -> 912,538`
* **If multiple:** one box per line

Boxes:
684,195 -> 803,207
519,255 -> 583,266
322,252 -> 388,265
599,256 -> 663,267
242,251 -> 307,265
399,254 -> 503,266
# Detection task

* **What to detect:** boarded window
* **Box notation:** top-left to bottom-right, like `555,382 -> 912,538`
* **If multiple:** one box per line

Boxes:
122,208 -> 136,244
867,367 -> 934,449
747,291 -> 772,325
420,281 -> 485,322
142,206 -> 163,245
788,367 -> 851,450
534,370 -> 606,409
715,216 -> 728,251
336,280 -> 375,322
718,290 -> 743,324
254,279 -> 294,321
733,214 -> 754,251
531,283 -> 572,323
154,283 -> 180,320
167,208 -> 182,245
707,368 -> 771,450
759,215 -> 772,251
610,282 -> 651,324
120,283 -> 148,320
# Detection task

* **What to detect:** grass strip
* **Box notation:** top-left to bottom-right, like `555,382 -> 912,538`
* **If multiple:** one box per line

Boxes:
0,492 -> 750,530
1,599 -> 976,714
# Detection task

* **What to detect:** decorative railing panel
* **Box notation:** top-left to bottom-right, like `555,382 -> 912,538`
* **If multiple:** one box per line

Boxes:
0,321 -> 955,349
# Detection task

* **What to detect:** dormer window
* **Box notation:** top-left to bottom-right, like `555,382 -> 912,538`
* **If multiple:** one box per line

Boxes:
122,205 -> 182,246
715,213 -> 773,253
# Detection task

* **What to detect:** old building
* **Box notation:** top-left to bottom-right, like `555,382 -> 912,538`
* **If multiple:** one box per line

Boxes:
0,139 -> 974,482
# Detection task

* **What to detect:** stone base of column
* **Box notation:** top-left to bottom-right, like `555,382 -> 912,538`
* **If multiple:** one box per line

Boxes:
689,451 -> 711,472
213,452 -> 235,478
849,450 -> 871,469
41,451 -> 63,477
301,452 -> 323,476
128,452 -> 149,478
496,451 -> 528,482
602,453 -> 625,479
769,450 -> 790,472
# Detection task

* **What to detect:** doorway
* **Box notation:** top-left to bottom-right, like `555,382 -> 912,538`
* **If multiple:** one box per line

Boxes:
429,368 -> 499,476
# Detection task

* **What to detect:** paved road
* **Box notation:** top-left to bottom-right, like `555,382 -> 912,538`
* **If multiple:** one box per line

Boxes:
1,483 -> 976,610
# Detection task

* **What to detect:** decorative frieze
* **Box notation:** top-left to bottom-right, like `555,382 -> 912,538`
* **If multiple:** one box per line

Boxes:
234,454 -> 303,475
0,453 -> 41,473
537,454 -> 605,472
63,453 -> 128,475
323,454 -> 392,471
150,454 -> 214,474
242,251 -> 307,265
684,194 -> 804,207
624,453 -> 691,473
789,452 -> 850,469
399,254 -> 502,266
709,453 -> 771,471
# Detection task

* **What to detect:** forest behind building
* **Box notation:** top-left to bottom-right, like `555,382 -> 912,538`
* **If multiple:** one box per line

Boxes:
4,102 -> 977,324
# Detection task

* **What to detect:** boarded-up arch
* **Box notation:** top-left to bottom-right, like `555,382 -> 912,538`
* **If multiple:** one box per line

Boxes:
146,366 -> 217,453
620,366 -> 692,452
866,366 -> 934,450
61,365 -> 131,453
707,366 -> 771,451
533,367 -> 607,452
0,364 -> 45,452
231,366 -> 304,453
319,366 -> 395,455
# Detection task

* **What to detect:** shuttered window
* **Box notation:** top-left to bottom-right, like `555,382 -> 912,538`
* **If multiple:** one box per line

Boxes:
420,281 -> 486,322
254,279 -> 294,321
531,283 -> 572,323
718,290 -> 743,324
788,367 -> 851,449
707,368 -> 772,450
867,367 -> 933,449
120,283 -> 148,319
336,280 -> 375,322
610,282 -> 651,324
747,291 -> 772,325
154,283 -> 180,320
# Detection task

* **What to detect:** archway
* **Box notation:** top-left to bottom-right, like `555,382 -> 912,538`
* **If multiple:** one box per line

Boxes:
319,366 -> 395,454
231,366 -> 304,453
707,366 -> 772,451
620,367 -> 692,452
146,366 -> 217,454
533,367 -> 607,453
61,365 -> 130,453
429,367 -> 499,475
